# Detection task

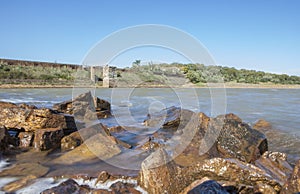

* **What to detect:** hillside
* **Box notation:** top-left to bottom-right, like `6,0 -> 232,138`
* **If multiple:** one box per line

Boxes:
1,58 -> 300,88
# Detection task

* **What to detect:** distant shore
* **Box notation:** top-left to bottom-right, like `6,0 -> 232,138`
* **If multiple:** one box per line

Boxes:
1,83 -> 300,89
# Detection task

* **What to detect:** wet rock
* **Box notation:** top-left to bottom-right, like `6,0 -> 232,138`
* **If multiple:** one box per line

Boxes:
144,106 -> 195,130
0,107 -> 77,132
254,183 -> 277,194
187,180 -> 229,194
2,175 -> 37,193
0,126 -> 10,153
255,151 -> 293,185
33,128 -> 64,151
138,148 -> 282,193
280,159 -> 300,194
53,91 -> 111,119
213,114 -> 268,162
95,171 -> 111,184
61,130 -> 83,151
41,179 -> 90,194
18,132 -> 34,147
61,123 -> 118,151
0,162 -> 49,177
54,133 -> 121,164
138,148 -> 179,194
110,181 -> 141,194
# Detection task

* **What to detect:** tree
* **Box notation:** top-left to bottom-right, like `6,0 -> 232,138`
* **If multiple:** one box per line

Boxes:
132,60 -> 141,67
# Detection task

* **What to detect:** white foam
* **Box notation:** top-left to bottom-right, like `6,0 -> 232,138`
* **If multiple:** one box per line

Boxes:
0,160 -> 10,172
15,178 -> 67,194
0,177 -> 19,190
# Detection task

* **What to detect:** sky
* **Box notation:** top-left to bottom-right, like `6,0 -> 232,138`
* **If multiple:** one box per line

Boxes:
0,0 -> 300,75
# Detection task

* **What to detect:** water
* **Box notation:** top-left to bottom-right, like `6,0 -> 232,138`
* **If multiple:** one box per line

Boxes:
0,87 -> 300,192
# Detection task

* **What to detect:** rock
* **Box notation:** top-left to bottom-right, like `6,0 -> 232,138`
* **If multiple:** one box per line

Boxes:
0,107 -> 77,132
18,132 -> 34,147
2,175 -> 37,193
280,159 -> 300,194
33,128 -> 64,151
0,162 -> 49,177
18,103 -> 37,109
255,151 -> 293,185
53,133 -> 121,164
144,106 -> 195,130
53,91 -> 111,119
0,126 -> 10,153
61,123 -> 114,151
41,179 -> 90,194
0,101 -> 18,108
138,149 -> 283,193
95,171 -> 111,184
110,181 -> 141,194
61,130 -> 83,151
253,119 -> 272,131
213,114 -> 268,162
187,180 -> 229,194
138,148 -> 179,194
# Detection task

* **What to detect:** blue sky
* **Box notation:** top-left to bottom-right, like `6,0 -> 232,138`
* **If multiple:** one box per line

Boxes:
0,0 -> 299,75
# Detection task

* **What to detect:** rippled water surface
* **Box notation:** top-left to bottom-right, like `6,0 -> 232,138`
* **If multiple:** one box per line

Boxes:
0,88 -> 300,159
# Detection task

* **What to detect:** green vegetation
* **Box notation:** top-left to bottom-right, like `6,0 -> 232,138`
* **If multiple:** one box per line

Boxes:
182,63 -> 300,85
0,62 -> 77,85
1,59 -> 300,86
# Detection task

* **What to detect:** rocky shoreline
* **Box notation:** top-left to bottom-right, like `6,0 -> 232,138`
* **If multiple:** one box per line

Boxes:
0,92 -> 300,193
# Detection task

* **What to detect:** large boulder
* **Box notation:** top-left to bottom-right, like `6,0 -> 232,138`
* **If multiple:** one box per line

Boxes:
0,107 -> 76,132
281,159 -> 300,194
138,148 -> 283,194
213,114 -> 268,163
53,91 -> 111,119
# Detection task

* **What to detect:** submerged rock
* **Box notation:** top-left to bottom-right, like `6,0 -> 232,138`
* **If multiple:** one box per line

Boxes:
2,175 -> 37,193
253,119 -> 272,131
33,128 -> 64,151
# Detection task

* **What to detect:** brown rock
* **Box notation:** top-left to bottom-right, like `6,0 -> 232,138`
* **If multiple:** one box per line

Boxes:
110,181 -> 141,194
41,179 -> 90,194
34,128 -> 64,151
255,151 -> 293,185
0,126 -> 10,153
2,175 -> 37,193
95,171 -> 111,184
280,159 -> 300,194
18,103 -> 37,109
253,119 -> 272,131
18,132 -> 34,147
0,107 -> 77,132
53,91 -> 111,119
54,133 -> 121,165
0,101 -> 18,108
61,130 -> 83,151
213,115 -> 268,162
0,162 -> 49,177
138,149 -> 283,194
